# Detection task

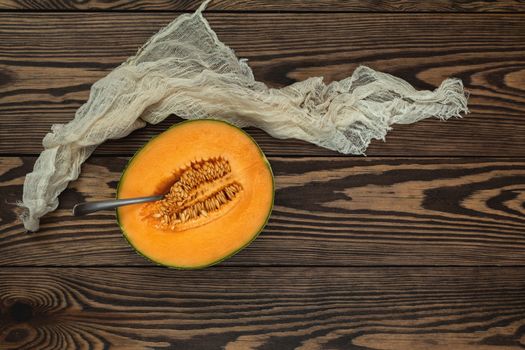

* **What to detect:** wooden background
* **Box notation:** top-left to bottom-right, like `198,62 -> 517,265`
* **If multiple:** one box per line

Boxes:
1,1 -> 524,349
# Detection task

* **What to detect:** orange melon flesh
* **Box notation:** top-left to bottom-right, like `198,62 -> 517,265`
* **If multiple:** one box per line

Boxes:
117,120 -> 274,269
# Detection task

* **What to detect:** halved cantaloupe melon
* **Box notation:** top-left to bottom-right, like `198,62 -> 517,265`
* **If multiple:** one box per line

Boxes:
117,120 -> 274,269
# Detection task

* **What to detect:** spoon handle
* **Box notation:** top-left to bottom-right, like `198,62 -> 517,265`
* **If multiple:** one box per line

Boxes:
72,195 -> 164,216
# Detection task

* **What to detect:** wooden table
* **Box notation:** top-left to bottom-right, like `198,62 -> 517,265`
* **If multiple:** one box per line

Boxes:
1,1 -> 525,349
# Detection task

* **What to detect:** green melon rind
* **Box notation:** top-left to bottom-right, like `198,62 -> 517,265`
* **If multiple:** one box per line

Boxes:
115,119 -> 274,270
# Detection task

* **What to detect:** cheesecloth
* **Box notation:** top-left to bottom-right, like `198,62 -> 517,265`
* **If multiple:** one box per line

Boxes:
20,0 -> 468,231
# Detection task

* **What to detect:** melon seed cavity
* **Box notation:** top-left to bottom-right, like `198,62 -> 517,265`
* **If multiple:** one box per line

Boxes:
145,157 -> 243,231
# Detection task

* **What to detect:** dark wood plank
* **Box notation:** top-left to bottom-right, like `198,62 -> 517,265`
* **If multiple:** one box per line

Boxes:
1,0 -> 524,12
1,13 -> 524,156
0,267 -> 524,349
2,156 -> 524,266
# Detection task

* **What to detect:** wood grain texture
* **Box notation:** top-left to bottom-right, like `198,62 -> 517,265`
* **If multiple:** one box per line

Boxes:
0,267 -> 525,349
0,13 -> 524,156
1,4 -> 523,350
1,0 -> 525,12
1,156 -> 524,266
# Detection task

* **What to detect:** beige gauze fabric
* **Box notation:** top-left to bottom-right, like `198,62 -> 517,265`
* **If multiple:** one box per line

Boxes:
20,0 -> 468,231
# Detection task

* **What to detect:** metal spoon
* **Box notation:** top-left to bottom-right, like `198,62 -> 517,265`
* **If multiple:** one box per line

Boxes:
72,194 -> 164,216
